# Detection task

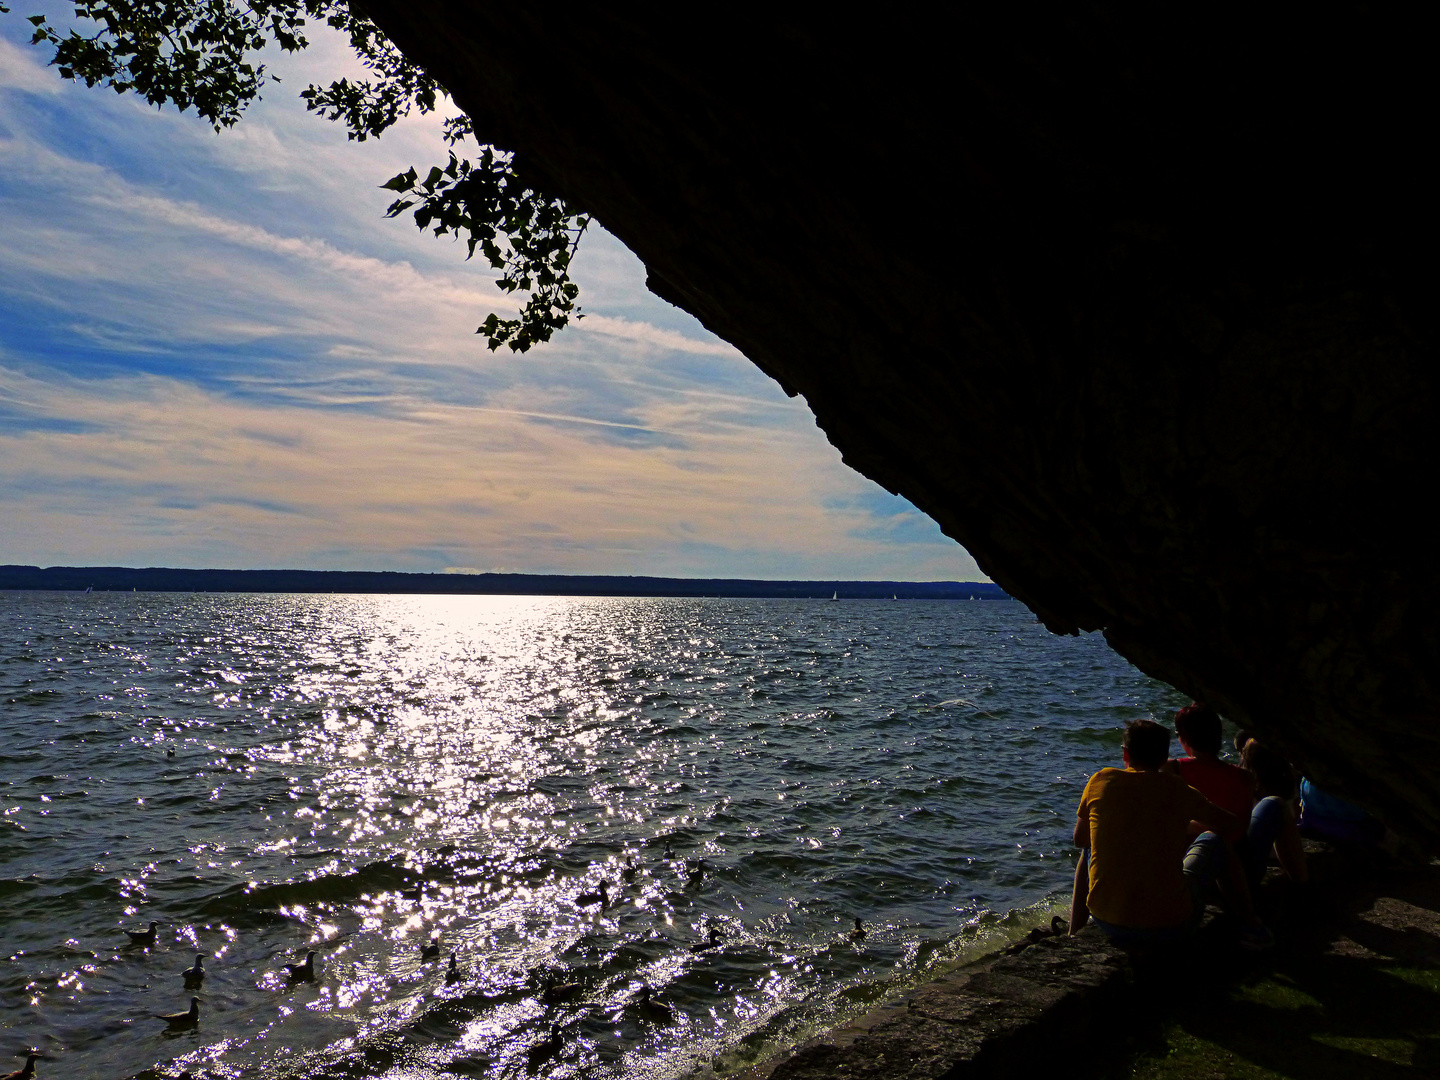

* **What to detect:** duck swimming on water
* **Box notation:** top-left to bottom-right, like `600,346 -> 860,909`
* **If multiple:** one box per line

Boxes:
633,984 -> 673,1025
848,917 -> 866,942
526,1024 -> 564,1070
182,954 -> 206,987
691,927 -> 724,951
445,952 -> 461,984
538,974 -> 583,1005
621,856 -> 638,884
685,859 -> 707,888
575,881 -> 609,909
1,1053 -> 41,1080
154,997 -> 200,1030
283,951 -> 316,982
421,935 -> 441,960
124,921 -> 159,947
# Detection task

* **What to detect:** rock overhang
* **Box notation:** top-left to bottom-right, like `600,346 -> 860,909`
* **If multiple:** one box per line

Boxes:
354,2 -> 1439,840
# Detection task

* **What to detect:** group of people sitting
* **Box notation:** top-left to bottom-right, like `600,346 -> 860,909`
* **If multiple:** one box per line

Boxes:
1068,703 -> 1311,948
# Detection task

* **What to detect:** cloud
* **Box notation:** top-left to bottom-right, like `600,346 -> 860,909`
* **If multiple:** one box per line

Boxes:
0,22 -> 985,582
578,315 -> 741,357
0,35 -> 62,96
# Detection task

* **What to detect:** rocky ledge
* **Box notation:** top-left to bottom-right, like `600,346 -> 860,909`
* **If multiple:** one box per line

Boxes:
743,845 -> 1440,1079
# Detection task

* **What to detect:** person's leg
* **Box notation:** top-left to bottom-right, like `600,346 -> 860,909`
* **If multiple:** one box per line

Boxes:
1216,842 -> 1261,926
1183,831 -> 1226,920
1185,832 -> 1272,947
1240,796 -> 1286,890
1070,849 -> 1090,935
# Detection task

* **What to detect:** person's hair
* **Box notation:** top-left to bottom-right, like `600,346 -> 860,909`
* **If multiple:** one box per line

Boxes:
1123,719 -> 1171,769
1233,729 -> 1254,754
1242,740 -> 1296,799
1174,702 -> 1223,756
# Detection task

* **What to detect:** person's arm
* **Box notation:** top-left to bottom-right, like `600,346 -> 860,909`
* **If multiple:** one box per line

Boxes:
1272,801 -> 1309,883
1189,793 -> 1240,838
1071,797 -> 1092,934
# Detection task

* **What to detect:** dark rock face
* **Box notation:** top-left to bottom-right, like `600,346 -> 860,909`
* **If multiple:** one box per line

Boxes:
765,932 -> 1132,1079
357,4 -> 1437,837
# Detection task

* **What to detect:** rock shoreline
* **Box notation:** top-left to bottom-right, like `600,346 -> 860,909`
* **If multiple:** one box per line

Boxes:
739,923 -> 1132,1079
740,843 -> 1439,1079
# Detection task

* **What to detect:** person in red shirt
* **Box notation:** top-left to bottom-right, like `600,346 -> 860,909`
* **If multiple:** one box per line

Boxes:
1172,705 -> 1308,893
1171,703 -> 1254,841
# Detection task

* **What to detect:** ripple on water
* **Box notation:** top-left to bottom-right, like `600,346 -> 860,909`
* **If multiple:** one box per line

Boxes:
0,592 -> 1191,1078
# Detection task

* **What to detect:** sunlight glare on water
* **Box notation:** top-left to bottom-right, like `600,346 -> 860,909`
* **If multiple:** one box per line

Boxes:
0,593 -> 1188,1078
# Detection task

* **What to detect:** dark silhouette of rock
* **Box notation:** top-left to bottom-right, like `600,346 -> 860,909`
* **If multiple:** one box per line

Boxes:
354,6 -> 1435,838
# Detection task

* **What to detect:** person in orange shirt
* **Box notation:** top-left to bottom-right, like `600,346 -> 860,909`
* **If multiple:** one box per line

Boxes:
1070,719 -> 1273,948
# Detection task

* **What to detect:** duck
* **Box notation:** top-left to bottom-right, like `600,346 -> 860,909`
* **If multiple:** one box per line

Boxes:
445,952 -> 461,984
526,1023 -> 564,1070
166,747 -> 176,758
685,859 -> 707,888
633,984 -> 673,1025
421,935 -> 442,960
575,881 -> 610,909
154,997 -> 200,1030
182,954 -> 206,987
282,951 -> 316,982
539,975 -> 584,1005
621,857 -> 638,884
847,917 -> 866,942
691,926 -> 725,951
663,840 -> 674,860
1,1053 -> 40,1080
124,921 -> 159,947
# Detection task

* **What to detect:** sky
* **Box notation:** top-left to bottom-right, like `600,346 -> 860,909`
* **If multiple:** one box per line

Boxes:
0,20 -> 985,581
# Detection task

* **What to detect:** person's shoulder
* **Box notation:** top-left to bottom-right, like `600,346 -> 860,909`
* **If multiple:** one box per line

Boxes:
1080,766 -> 1123,794
1156,769 -> 1205,794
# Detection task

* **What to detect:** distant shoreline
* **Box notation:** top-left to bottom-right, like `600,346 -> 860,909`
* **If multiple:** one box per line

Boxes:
0,565 -> 1007,600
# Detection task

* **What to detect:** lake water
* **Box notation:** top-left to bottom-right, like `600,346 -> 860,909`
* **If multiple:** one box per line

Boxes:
0,592 -> 1187,1079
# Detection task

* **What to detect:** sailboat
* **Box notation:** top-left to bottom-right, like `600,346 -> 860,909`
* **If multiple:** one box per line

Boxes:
830,591 -> 839,601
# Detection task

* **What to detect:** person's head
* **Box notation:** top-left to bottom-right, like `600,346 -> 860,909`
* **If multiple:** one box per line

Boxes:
1174,702 -> 1223,757
1242,739 -> 1296,799
1122,719 -> 1170,770
1233,729 -> 1254,754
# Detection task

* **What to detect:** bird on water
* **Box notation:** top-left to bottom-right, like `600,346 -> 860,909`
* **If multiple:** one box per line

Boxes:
685,859 -> 707,888
526,1023 -> 564,1070
692,927 -> 725,951
421,935 -> 442,960
182,954 -> 206,987
575,881 -> 609,909
2,1052 -> 40,1080
538,975 -> 583,1005
124,921 -> 159,947
445,952 -> 461,984
282,951 -> 316,982
621,856 -> 638,884
155,997 -> 200,1030
633,984 -> 674,1025
848,917 -> 866,942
